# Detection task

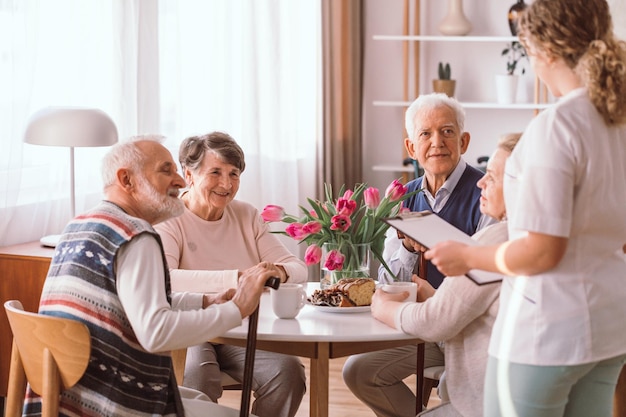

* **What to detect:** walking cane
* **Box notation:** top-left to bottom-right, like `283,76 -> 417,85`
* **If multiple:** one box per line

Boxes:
240,277 -> 281,417
416,251 -> 428,414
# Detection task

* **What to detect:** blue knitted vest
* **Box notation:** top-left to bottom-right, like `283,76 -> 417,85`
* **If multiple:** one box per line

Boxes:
404,165 -> 484,288
24,201 -> 182,417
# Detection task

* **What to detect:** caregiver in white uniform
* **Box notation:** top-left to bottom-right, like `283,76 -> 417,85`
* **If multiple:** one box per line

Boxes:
424,0 -> 626,416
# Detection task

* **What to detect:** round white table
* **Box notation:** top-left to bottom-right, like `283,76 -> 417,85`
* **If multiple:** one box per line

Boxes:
209,283 -> 424,417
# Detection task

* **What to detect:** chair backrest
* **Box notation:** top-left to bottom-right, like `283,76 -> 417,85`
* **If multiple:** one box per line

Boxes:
4,300 -> 91,417
171,348 -> 187,384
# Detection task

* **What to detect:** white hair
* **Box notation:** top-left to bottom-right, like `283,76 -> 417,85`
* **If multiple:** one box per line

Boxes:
101,134 -> 166,188
404,93 -> 466,141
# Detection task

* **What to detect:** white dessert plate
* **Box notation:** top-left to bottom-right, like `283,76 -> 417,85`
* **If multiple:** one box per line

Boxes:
309,304 -> 371,314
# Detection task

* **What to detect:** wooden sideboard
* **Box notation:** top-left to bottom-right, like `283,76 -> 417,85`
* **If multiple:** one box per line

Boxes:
0,241 -> 54,399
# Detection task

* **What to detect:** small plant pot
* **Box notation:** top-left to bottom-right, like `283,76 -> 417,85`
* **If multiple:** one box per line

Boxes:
495,74 -> 519,104
432,79 -> 456,97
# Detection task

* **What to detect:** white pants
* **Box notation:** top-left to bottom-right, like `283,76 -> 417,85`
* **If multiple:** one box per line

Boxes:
180,386 -> 258,417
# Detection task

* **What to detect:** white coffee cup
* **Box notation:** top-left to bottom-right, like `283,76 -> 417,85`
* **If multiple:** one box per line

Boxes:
381,281 -> 418,303
271,283 -> 306,319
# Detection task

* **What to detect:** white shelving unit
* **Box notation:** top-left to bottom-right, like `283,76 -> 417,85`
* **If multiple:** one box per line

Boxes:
369,2 -> 550,178
373,100 -> 551,110
372,33 -> 549,110
373,35 -> 518,42
371,164 -> 414,173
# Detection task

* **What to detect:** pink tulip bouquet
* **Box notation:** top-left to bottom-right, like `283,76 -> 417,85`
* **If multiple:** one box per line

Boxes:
261,180 -> 416,283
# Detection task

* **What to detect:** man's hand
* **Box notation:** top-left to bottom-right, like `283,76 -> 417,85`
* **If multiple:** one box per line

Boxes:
402,235 -> 427,253
257,261 -> 288,283
239,262 -> 287,283
202,289 -> 236,308
232,263 -> 276,318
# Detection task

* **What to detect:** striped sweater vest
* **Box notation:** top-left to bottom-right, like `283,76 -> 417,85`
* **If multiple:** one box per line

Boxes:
24,201 -> 183,417
404,164 -> 484,288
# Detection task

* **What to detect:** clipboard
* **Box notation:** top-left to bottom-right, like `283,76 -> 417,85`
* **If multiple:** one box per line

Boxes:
382,210 -> 502,285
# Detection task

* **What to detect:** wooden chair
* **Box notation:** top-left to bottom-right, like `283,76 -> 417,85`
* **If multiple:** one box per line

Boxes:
614,365 -> 626,417
4,300 -> 254,417
422,366 -> 445,407
4,300 -> 91,417
415,252 -> 444,411
5,279 -> 277,417
415,344 -> 444,411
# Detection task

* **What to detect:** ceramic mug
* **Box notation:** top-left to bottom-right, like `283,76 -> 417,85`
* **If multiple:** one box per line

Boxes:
271,283 -> 306,319
382,281 -> 418,303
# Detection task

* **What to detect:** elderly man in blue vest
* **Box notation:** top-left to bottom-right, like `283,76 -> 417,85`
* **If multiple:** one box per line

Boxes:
343,93 -> 495,417
26,136 -> 275,417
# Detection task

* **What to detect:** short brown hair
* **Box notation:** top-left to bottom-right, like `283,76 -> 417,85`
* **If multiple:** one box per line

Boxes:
178,131 -> 246,173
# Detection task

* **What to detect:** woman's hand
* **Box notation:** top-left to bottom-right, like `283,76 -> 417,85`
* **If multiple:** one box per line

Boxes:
371,288 -> 409,328
413,275 -> 435,302
424,240 -> 471,277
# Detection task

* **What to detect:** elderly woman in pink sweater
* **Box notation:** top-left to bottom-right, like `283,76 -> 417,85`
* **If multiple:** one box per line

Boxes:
155,131 -> 307,417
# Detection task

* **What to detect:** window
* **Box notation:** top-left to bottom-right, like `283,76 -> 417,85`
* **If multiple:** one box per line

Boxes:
0,0 -> 319,246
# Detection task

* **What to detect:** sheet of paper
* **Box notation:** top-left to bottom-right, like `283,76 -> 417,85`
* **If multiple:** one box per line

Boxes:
383,211 -> 502,285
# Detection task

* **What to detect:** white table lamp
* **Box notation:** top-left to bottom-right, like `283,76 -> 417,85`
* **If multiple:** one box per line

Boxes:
23,107 -> 119,246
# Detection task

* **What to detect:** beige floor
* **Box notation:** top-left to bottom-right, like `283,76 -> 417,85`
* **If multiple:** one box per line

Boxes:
218,355 -> 441,417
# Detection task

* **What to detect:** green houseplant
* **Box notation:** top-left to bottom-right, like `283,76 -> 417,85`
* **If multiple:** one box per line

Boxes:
438,62 -> 451,80
502,41 -> 527,75
496,41 -> 528,104
432,62 -> 456,97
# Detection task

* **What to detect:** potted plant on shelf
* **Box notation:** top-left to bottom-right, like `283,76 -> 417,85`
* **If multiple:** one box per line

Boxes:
432,62 -> 456,97
502,41 -> 527,76
496,41 -> 528,104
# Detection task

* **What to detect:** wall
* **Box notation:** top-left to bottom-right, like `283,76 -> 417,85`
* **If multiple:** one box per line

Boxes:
363,0 -> 626,192
362,0 -> 548,192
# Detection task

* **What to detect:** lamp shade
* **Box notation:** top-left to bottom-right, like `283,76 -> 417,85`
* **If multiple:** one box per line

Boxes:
23,107 -> 118,147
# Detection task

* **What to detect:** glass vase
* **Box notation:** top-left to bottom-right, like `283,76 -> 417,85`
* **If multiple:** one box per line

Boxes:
320,243 -> 371,289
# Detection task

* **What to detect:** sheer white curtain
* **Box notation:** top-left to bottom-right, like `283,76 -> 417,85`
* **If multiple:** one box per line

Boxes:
157,0 -> 319,255
0,0 -> 319,249
0,1 -> 120,246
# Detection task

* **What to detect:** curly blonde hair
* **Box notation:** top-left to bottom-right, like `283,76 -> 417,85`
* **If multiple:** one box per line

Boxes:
518,0 -> 626,125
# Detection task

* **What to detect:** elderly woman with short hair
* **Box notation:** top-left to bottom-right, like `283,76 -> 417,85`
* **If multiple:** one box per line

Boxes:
155,131 -> 307,417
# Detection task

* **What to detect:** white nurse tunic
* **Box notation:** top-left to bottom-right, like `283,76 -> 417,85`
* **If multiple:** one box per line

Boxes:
489,87 -> 626,366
